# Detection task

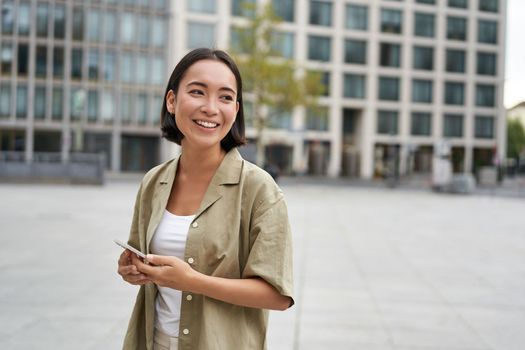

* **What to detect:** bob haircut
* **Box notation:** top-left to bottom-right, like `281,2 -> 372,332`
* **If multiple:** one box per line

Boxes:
160,48 -> 246,151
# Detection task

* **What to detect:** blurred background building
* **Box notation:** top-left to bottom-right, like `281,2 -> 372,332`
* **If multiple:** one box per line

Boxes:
0,0 -> 506,179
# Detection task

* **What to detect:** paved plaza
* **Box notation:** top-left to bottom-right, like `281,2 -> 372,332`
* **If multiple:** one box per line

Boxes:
0,180 -> 524,350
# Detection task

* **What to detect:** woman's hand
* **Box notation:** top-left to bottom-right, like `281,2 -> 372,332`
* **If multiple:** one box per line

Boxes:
117,250 -> 151,285
130,253 -> 198,291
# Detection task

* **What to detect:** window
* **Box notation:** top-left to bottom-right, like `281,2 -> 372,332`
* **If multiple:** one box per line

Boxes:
88,49 -> 99,80
137,54 -> 148,85
104,51 -> 116,82
188,22 -> 215,49
1,1 -> 14,35
152,18 -> 167,48
101,90 -> 115,123
87,90 -> 98,122
1,42 -> 13,75
70,88 -> 84,121
310,1 -> 332,26
121,92 -> 133,124
71,49 -> 83,80
477,52 -> 496,75
306,107 -> 329,131
120,52 -> 133,83
345,4 -> 367,30
137,16 -> 149,47
343,74 -> 365,99
378,77 -> 400,101
476,84 -> 496,107
272,0 -> 295,22
443,114 -> 463,137
380,43 -> 401,67
475,116 -> 494,138
478,20 -> 497,44
152,56 -> 165,86
137,94 -> 148,124
232,0 -> 256,17
381,9 -> 402,34
36,46 -> 47,78
413,46 -> 433,70
344,39 -> 366,64
16,86 -> 28,119
73,8 -> 84,41
446,49 -> 466,73
18,2 -> 30,36
444,82 -> 465,105
448,0 -> 467,8
36,3 -> 49,37
414,13 -> 435,37
411,112 -> 432,136
105,13 -> 117,44
53,48 -> 64,78
87,10 -> 101,42
377,110 -> 398,135
319,71 -> 330,96
52,87 -> 63,120
268,108 -> 292,130
447,16 -> 467,41
308,36 -> 331,62
416,0 -> 435,3
271,32 -> 295,59
17,44 -> 29,76
0,83 -> 10,118
121,12 -> 135,44
54,4 -> 66,39
188,0 -> 216,13
412,80 -> 433,103
479,0 -> 498,12
34,86 -> 46,120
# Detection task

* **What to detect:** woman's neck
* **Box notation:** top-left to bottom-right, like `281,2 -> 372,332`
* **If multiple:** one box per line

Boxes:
178,144 -> 226,178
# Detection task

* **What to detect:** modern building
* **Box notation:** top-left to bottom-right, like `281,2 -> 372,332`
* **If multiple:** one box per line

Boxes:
507,100 -> 525,128
0,0 -> 507,178
0,0 -> 169,172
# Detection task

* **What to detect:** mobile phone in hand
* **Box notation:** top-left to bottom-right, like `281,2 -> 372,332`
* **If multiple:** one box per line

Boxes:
114,239 -> 146,259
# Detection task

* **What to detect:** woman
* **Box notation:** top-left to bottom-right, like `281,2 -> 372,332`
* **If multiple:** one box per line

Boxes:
117,48 -> 294,350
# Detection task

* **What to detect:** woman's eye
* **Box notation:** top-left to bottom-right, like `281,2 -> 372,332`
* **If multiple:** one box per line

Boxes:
220,95 -> 234,101
189,89 -> 204,95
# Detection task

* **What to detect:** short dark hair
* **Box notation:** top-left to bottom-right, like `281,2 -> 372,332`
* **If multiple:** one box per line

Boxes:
160,48 -> 246,151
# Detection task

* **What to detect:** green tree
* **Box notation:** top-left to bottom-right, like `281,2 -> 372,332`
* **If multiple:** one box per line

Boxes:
230,2 -> 325,167
507,118 -> 525,160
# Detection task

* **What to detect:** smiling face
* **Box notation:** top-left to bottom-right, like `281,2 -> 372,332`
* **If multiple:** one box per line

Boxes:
166,59 -> 239,152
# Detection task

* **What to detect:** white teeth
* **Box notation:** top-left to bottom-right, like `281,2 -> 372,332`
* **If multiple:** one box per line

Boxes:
195,120 -> 218,128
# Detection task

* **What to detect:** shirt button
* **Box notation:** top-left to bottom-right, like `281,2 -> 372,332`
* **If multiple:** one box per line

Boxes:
187,257 -> 194,264
192,222 -> 198,228
186,294 -> 193,301
183,328 -> 190,335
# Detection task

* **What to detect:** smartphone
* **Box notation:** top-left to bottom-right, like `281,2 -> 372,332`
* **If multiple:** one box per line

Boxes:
114,239 -> 146,259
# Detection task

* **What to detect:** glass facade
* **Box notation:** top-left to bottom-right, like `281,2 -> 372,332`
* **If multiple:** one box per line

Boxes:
412,80 -> 433,103
380,43 -> 401,67
344,39 -> 367,64
414,13 -> 435,38
445,82 -> 465,105
188,22 -> 216,49
232,0 -> 256,17
308,36 -> 331,62
478,20 -> 497,44
413,46 -> 434,70
411,112 -> 432,136
343,74 -> 365,99
479,0 -> 498,12
449,0 -> 468,8
271,32 -> 295,59
310,1 -> 332,26
381,9 -> 402,34
378,77 -> 400,101
306,107 -> 329,131
475,116 -> 494,138
475,84 -> 496,107
446,49 -> 466,73
477,52 -> 497,75
345,4 -> 368,31
273,0 -> 295,22
377,110 -> 398,135
443,114 -> 464,137
447,16 -> 467,41
188,0 -> 216,13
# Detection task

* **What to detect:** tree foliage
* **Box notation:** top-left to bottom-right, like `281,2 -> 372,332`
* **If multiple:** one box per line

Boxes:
230,2 -> 324,166
507,117 -> 525,159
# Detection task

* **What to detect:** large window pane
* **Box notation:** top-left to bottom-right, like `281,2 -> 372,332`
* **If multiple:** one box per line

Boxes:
413,46 -> 433,70
101,90 -> 115,123
416,0 -> 435,4
477,52 -> 497,75
1,1 -> 14,35
87,10 -> 101,42
152,56 -> 165,86
308,36 -> 331,62
152,18 -> 167,47
380,43 -> 400,67
411,112 -> 431,136
71,49 -> 83,80
16,86 -> 28,119
73,8 -> 84,41
137,16 -> 149,46
104,51 -> 116,81
414,13 -> 434,38
18,2 -> 30,36
52,87 -> 63,120
443,114 -> 463,137
36,3 -> 49,37
479,0 -> 498,12
187,22 -> 215,49
412,80 -> 433,103
120,52 -> 133,83
444,82 -> 464,105
272,0 -> 295,22
271,31 -> 295,59
306,107 -> 329,131
53,47 -> 64,78
54,4 -> 66,39
232,0 -> 256,17
478,20 -> 497,44
449,0 -> 468,8
446,49 -> 466,73
310,1 -> 332,27
345,4 -> 367,30
121,92 -> 133,124
378,77 -> 400,101
447,16 -> 467,41
476,84 -> 496,107
36,46 -> 47,78
137,94 -> 148,124
377,110 -> 398,135
188,0 -> 216,13
87,90 -> 98,122
475,116 -> 494,138
34,86 -> 46,120
268,108 -> 292,130
17,44 -> 29,76
343,74 -> 365,99
0,83 -> 11,118
121,12 -> 136,44
105,13 -> 117,43
381,9 -> 402,34
137,54 -> 148,85
1,42 -> 13,75
88,49 -> 99,80
344,39 -> 366,64
70,88 -> 85,121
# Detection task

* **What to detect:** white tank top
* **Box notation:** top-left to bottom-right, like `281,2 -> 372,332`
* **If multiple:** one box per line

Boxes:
150,209 -> 195,337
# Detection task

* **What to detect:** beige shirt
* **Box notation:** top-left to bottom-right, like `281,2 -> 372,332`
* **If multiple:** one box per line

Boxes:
122,148 -> 294,350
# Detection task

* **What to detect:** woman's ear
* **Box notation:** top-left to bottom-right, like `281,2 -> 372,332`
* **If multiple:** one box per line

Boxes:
166,90 -> 176,114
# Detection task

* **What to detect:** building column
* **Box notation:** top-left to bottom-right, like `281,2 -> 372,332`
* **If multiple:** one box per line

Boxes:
464,145 -> 473,173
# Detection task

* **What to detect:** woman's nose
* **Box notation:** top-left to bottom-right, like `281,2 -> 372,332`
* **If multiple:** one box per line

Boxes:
201,98 -> 219,115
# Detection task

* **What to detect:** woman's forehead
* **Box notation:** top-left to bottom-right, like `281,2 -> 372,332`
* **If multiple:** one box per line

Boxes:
182,59 -> 237,88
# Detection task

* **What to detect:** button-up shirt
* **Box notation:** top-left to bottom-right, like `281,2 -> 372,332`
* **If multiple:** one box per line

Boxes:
122,148 -> 294,350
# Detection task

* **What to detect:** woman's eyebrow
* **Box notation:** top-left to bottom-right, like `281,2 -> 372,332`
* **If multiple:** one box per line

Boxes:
187,81 -> 236,94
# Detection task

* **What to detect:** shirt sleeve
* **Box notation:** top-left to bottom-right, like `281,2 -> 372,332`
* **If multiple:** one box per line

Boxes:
241,184 -> 295,307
